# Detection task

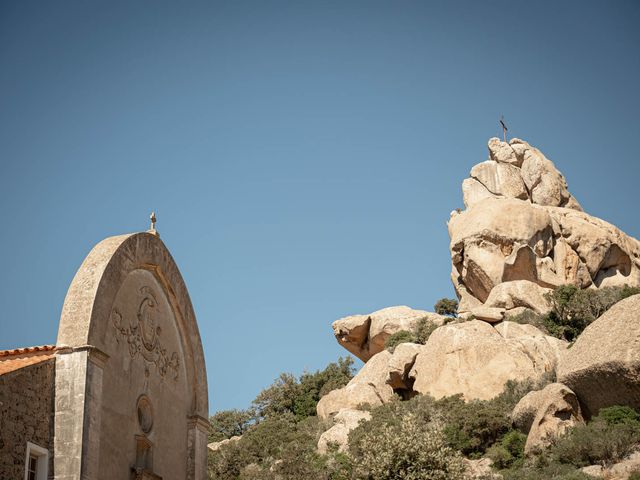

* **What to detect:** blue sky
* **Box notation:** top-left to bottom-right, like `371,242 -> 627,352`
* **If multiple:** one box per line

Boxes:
1,1 -> 639,413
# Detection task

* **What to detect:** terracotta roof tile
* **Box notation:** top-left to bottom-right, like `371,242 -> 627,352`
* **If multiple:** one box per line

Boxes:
0,345 -> 57,375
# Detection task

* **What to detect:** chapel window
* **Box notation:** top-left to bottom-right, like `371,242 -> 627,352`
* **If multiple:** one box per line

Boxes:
24,442 -> 48,480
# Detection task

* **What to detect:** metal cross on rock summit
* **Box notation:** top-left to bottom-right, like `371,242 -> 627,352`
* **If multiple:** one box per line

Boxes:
500,115 -> 508,142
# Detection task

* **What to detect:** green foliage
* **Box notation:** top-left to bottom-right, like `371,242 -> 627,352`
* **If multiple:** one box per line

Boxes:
434,298 -> 459,317
499,459 -> 596,480
384,330 -> 417,352
487,430 -> 527,469
543,284 -> 640,341
209,408 -> 255,443
598,405 -> 640,426
629,471 -> 640,480
252,357 -> 355,421
349,407 -> 466,480
209,414 -> 346,480
415,317 -> 439,344
550,406 -> 640,467
208,357 -> 356,479
437,395 -> 511,457
505,309 -> 548,333
384,317 -> 440,351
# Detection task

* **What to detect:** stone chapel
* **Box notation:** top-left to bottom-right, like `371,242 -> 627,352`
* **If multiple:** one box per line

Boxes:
0,230 -> 209,479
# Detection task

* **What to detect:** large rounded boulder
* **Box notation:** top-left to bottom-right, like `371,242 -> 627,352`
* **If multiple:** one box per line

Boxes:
558,294 -> 640,417
410,320 -> 566,401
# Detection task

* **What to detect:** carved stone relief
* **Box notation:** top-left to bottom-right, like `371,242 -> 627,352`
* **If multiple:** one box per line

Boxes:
111,285 -> 180,380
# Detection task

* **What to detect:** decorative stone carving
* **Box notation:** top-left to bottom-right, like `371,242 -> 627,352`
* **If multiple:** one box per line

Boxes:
111,286 -> 180,380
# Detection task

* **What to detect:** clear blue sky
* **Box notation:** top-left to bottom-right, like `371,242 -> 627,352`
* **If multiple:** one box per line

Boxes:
1,1 -> 639,413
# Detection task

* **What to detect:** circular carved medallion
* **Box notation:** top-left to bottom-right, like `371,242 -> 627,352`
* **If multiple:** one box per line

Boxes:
137,395 -> 153,434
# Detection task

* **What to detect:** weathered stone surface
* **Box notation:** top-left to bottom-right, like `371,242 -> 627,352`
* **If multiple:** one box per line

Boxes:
484,280 -> 552,315
317,409 -> 371,454
449,198 -> 554,303
208,436 -> 241,452
387,342 -> 424,392
450,181 -> 640,315
514,383 -> 584,455
488,137 -> 520,166
332,306 -> 444,362
545,207 -> 640,288
581,451 -> 640,479
0,360 -> 55,479
520,147 -> 581,210
317,350 -> 395,419
558,294 -> 640,418
464,457 -> 502,479
462,177 -> 498,208
511,389 -> 543,434
469,306 -> 505,323
55,232 -> 209,479
470,160 -> 528,200
410,321 -> 565,401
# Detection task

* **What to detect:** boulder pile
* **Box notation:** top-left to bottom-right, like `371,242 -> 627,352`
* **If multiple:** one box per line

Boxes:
316,137 -> 640,455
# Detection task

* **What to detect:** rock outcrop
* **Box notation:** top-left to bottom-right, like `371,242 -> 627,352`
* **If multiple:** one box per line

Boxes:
208,436 -> 241,452
317,349 -> 395,419
317,137 -> 640,457
558,294 -> 640,418
450,138 -> 640,319
317,409 -> 371,454
410,321 -> 565,401
512,383 -> 584,454
331,306 -> 445,362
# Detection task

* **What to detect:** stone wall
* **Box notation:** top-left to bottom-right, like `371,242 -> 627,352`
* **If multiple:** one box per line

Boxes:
0,359 -> 55,480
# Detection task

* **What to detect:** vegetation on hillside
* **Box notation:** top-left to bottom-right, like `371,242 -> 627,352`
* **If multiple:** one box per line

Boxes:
508,284 -> 640,341
209,287 -> 640,479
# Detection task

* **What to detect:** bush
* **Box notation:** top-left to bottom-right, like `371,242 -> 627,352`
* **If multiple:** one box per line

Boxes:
209,408 -> 255,443
543,285 -> 640,341
385,330 -> 417,352
500,459 -> 595,480
209,414 -> 339,480
487,430 -> 527,469
598,405 -> 640,426
415,317 -> 439,344
349,411 -> 466,480
384,317 -> 440,351
505,309 -> 548,333
252,357 -> 355,420
434,298 -> 459,317
550,406 -> 640,467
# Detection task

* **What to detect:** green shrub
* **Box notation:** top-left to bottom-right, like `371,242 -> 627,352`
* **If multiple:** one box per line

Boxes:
252,357 -> 354,420
598,405 -> 640,426
487,430 -> 527,469
385,330 -> 417,351
550,406 -> 640,467
415,317 -> 439,344
628,470 -> 640,480
500,460 -> 596,480
384,317 -> 440,351
209,408 -> 255,443
543,285 -> 640,341
349,412 -> 466,480
209,414 -> 338,480
434,298 -> 459,317
505,309 -> 548,333
437,395 -> 512,457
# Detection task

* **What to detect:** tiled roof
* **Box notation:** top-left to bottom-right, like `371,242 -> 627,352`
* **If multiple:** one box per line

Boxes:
0,345 -> 57,375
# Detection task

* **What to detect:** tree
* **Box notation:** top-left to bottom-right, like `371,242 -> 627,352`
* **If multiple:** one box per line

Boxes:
434,298 -> 459,317
209,408 -> 256,443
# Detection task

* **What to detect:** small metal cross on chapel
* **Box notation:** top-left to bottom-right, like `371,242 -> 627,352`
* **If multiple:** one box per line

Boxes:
499,115 -> 508,142
148,211 -> 159,237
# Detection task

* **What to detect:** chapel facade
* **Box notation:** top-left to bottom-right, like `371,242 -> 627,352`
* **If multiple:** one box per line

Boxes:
0,231 -> 209,480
